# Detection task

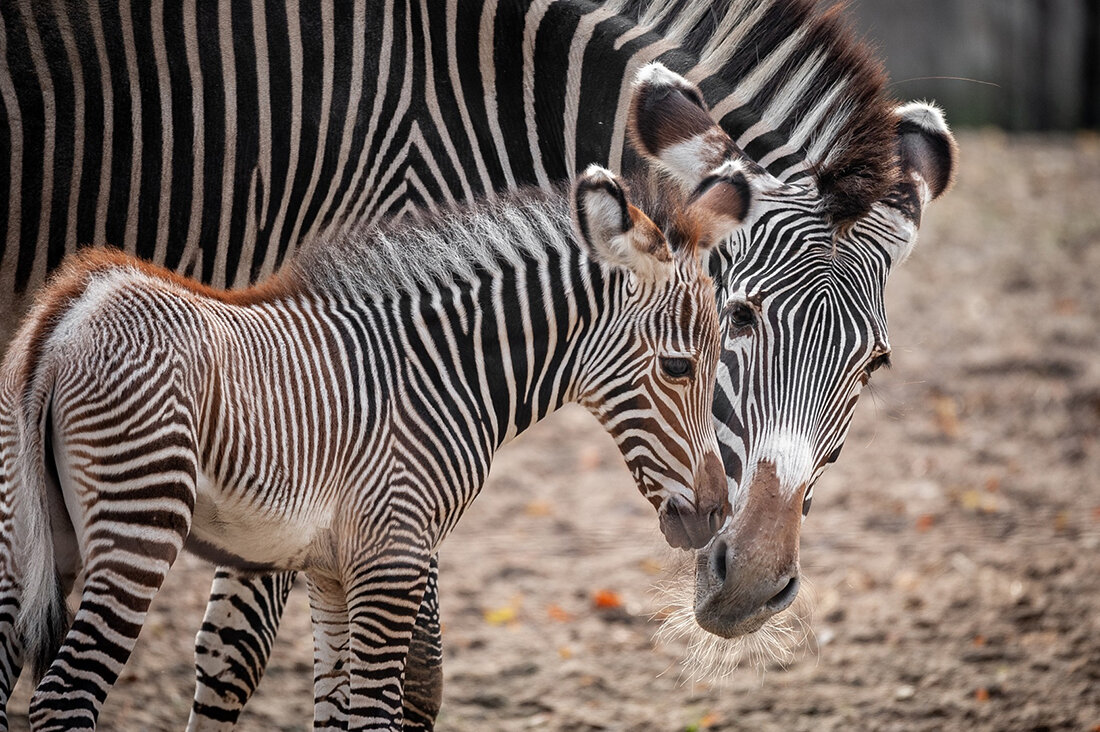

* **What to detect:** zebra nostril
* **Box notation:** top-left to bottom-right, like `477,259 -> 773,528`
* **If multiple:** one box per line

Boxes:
709,539 -> 728,585
767,576 -> 800,612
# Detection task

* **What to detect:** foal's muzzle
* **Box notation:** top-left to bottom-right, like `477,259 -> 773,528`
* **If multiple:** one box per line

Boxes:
658,453 -> 728,549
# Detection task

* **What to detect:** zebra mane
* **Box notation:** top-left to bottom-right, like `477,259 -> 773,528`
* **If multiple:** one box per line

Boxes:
613,0 -> 897,227
293,187 -> 576,299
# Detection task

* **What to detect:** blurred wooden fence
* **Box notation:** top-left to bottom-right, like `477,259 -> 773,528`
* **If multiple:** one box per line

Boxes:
848,0 -> 1100,130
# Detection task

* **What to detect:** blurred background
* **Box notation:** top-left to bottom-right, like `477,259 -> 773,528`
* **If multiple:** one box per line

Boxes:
850,0 -> 1100,130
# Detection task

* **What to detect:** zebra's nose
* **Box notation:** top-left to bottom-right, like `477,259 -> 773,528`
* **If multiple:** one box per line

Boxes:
694,538 -> 801,636
659,495 -> 718,549
658,454 -> 728,549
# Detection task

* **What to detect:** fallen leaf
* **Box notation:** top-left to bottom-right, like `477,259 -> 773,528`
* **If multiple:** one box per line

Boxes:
557,645 -> 573,659
592,589 -> 623,609
931,393 -> 961,438
1054,297 -> 1079,315
975,687 -> 990,702
547,604 -> 575,622
577,445 -> 602,471
483,605 -> 518,626
698,711 -> 721,727
972,635 -> 986,647
915,514 -> 936,532
524,500 -> 553,517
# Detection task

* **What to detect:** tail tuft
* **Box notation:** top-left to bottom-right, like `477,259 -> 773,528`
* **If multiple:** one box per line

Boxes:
28,574 -> 69,683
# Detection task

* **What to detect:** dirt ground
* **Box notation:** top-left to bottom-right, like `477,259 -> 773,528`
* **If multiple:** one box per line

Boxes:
8,130 -> 1100,731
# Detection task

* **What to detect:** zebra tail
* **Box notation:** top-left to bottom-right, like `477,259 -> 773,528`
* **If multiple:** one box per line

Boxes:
10,331 -> 72,683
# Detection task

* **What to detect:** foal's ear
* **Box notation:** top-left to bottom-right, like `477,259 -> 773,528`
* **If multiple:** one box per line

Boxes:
628,63 -> 737,191
572,165 -> 672,280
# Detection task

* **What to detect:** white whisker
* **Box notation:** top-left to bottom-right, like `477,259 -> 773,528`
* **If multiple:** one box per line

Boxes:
650,566 -> 816,684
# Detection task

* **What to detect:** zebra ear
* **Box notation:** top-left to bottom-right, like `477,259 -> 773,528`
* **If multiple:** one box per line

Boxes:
890,102 -> 957,223
881,102 -> 957,263
572,165 -> 672,279
628,63 -> 736,191
687,161 -> 754,249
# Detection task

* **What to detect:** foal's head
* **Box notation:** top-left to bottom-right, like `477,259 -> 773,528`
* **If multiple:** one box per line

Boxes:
566,72 -> 760,549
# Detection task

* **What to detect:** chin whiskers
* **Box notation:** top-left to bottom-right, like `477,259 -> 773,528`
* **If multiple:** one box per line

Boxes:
650,565 -> 816,684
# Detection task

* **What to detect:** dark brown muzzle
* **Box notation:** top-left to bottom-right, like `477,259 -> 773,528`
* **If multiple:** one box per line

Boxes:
693,460 -> 803,637
658,452 -> 729,549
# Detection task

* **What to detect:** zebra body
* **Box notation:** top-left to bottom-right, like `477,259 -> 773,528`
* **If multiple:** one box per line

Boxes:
5,109 -> 754,727
0,0 -> 959,728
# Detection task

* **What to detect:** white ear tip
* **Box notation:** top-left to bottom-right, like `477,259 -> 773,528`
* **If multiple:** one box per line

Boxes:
635,62 -> 684,88
708,159 -> 745,179
896,101 -> 950,135
582,164 -> 615,181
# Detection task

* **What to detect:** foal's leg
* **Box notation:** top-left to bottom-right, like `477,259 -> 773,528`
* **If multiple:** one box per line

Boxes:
188,569 -> 296,731
308,575 -> 350,730
29,462 -> 196,729
311,554 -> 442,732
346,542 -> 432,731
0,374 -> 24,730
0,473 -> 21,732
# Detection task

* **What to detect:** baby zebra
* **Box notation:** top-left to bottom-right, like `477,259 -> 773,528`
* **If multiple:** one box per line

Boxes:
2,141 -> 755,727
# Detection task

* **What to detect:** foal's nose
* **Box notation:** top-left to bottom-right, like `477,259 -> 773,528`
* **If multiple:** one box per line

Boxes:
658,453 -> 729,549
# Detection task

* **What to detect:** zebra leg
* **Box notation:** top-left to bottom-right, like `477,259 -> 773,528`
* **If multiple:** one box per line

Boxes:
308,554 -> 441,731
29,487 -> 194,730
188,570 -> 296,731
402,554 -> 442,731
308,575 -> 350,730
0,494 -> 21,732
344,542 -> 431,730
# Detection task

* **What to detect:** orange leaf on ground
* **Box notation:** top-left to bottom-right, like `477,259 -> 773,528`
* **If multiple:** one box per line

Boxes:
524,500 -> 553,517
592,589 -> 623,609
577,445 -> 602,471
699,711 -> 722,727
546,604 -> 575,622
915,514 -> 935,532
975,687 -> 990,702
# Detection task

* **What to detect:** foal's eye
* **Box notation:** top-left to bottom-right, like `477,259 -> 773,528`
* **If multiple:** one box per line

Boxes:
660,357 -> 694,380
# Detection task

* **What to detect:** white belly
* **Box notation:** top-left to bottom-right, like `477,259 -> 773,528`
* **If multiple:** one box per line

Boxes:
189,471 -> 332,571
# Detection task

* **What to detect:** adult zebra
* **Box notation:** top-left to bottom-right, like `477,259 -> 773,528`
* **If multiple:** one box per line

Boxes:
0,0 -> 957,729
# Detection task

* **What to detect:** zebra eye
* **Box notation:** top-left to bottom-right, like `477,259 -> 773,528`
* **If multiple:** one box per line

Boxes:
660,357 -> 694,380
862,352 -> 892,380
724,301 -> 757,335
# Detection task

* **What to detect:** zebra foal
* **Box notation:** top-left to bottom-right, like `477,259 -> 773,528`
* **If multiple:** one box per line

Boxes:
1,74 -> 758,729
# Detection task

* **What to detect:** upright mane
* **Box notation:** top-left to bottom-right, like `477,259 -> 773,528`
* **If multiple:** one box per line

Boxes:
612,0 -> 897,227
292,187 -> 574,299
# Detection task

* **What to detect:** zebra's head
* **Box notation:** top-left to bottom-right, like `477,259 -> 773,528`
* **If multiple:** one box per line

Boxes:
568,146 -> 757,550
626,65 -> 957,640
